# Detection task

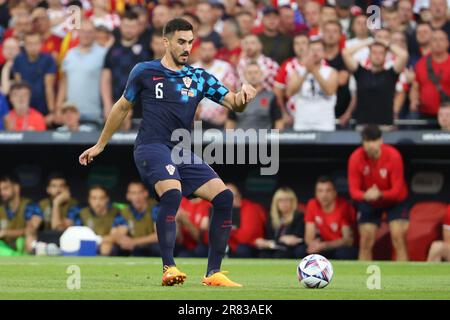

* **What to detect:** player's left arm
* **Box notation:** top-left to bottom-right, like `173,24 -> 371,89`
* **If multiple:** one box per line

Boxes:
221,84 -> 258,113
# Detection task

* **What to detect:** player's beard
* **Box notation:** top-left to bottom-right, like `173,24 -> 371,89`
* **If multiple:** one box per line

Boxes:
171,50 -> 189,66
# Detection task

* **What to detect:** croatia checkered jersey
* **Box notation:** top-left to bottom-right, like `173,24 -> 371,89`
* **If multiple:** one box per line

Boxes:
123,59 -> 229,146
274,57 -> 303,90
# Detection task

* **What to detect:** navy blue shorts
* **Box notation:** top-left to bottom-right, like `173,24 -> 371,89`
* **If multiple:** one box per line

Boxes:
356,201 -> 410,226
134,143 -> 219,198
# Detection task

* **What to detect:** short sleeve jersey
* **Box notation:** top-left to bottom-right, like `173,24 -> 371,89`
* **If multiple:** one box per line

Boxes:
123,59 -> 229,147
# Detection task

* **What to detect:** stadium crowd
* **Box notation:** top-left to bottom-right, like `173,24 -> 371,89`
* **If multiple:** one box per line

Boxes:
1,125 -> 449,261
0,0 -> 448,131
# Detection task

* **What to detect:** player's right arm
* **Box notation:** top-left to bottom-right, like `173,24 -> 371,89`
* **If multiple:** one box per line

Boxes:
79,96 -> 133,166
79,64 -> 143,166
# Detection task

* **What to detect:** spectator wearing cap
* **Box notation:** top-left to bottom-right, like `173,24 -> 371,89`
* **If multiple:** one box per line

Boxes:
193,39 -> 238,129
237,34 -> 279,92
101,11 -> 150,120
58,19 -> 107,126
95,23 -> 114,48
286,39 -> 338,131
227,62 -> 284,130
343,37 -> 408,127
196,1 -> 222,49
56,103 -> 96,133
438,103 -> 450,130
31,7 -> 62,62
217,17 -> 242,67
411,29 -> 450,122
257,6 -> 294,65
323,20 -> 354,127
4,82 -> 46,132
13,33 -> 57,120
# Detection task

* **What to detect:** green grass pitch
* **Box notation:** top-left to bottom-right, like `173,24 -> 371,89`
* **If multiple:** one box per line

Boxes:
0,257 -> 449,300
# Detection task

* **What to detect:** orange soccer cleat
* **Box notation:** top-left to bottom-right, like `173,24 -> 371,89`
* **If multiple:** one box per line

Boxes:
202,271 -> 243,287
161,265 -> 187,286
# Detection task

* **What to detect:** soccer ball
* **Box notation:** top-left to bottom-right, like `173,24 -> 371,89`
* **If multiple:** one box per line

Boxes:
297,254 -> 333,289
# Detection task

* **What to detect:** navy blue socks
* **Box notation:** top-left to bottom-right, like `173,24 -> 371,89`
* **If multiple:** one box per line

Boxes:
156,189 -> 182,268
207,189 -> 234,277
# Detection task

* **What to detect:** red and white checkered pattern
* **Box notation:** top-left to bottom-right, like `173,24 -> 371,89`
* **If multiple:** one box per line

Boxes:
237,55 -> 279,92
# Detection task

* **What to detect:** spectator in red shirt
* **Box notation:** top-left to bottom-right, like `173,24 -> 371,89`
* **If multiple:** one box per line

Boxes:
411,29 -> 450,121
304,176 -> 357,260
227,184 -> 266,258
255,187 -> 306,259
176,197 -> 210,258
4,82 -> 46,131
427,205 -> 450,261
348,125 -> 409,261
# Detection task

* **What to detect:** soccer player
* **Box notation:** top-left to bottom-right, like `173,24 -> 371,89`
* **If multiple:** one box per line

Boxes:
348,125 -> 410,261
78,18 -> 257,287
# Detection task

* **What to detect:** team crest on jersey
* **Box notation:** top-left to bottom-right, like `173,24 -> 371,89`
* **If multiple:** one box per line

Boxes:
183,77 -> 192,88
380,168 -> 388,178
166,164 -> 176,176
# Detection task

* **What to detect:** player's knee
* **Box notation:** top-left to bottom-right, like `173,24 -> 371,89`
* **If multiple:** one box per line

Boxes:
211,188 -> 233,210
160,189 -> 182,208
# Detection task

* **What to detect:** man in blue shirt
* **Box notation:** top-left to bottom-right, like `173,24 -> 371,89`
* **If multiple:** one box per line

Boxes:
79,18 -> 257,287
12,33 -> 57,118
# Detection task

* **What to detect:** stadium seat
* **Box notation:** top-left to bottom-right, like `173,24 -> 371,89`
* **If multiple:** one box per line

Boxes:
373,219 -> 393,261
406,202 -> 448,261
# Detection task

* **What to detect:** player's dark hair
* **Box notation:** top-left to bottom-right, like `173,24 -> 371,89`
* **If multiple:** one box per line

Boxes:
316,176 -> 335,187
361,124 -> 383,141
10,81 -> 32,94
88,185 -> 109,197
0,174 -> 20,185
47,172 -> 67,186
163,18 -> 193,38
